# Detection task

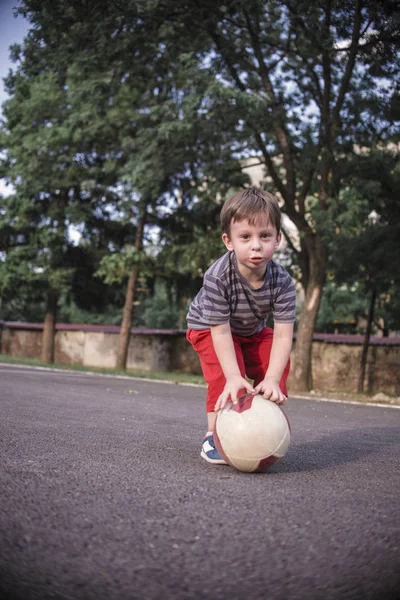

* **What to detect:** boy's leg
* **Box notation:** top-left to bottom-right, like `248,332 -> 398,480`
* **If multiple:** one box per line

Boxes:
241,327 -> 290,395
186,329 -> 258,464
187,329 -> 247,427
187,328 -> 247,464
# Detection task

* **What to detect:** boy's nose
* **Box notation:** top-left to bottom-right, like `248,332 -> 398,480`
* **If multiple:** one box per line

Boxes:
251,238 -> 262,249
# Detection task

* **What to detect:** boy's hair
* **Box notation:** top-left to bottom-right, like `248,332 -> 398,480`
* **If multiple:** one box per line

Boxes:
220,187 -> 281,235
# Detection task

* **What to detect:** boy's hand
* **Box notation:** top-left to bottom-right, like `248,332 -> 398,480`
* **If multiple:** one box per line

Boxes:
214,375 -> 254,412
254,377 -> 287,405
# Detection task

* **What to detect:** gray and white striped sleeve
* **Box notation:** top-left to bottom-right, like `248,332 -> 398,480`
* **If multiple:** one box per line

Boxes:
272,274 -> 296,323
200,274 -> 231,325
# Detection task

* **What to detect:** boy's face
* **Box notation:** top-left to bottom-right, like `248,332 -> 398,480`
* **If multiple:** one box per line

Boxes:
222,216 -> 281,281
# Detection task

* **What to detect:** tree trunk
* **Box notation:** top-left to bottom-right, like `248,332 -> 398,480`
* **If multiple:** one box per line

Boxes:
41,290 -> 58,363
292,234 -> 326,392
358,286 -> 376,393
116,216 -> 145,371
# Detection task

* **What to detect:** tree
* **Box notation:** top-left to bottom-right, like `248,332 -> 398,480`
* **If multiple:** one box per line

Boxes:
12,0 -> 241,369
139,0 -> 400,390
1,1 -> 176,365
1,64 -> 131,358
1,66 -> 77,361
315,281 -> 365,333
329,149 -> 400,391
3,0 -> 398,385
134,279 -> 180,329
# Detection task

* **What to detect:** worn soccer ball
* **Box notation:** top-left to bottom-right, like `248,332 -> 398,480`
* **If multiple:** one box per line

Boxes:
214,393 -> 291,472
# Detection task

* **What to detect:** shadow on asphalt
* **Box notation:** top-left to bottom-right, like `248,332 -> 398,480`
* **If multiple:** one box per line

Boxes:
277,426 -> 400,473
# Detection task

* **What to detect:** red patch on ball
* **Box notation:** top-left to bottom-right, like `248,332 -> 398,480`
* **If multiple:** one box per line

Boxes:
213,429 -> 230,464
256,454 -> 281,472
231,392 -> 255,413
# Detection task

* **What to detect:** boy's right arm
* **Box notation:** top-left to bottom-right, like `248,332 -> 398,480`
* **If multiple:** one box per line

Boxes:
211,323 -> 254,411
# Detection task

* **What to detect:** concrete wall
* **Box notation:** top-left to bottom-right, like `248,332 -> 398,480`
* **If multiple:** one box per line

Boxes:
1,323 -> 399,395
0,324 -> 201,374
299,340 -> 400,396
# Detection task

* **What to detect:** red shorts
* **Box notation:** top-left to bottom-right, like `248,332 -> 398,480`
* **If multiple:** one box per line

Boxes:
186,327 -> 290,412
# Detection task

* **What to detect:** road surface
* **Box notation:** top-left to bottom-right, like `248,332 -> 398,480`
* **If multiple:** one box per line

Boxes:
1,364 -> 399,600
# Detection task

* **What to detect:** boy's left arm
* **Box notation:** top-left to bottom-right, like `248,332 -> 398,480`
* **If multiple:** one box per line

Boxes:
253,322 -> 294,404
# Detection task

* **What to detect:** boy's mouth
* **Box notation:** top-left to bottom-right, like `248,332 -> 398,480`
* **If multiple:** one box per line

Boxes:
249,257 -> 264,264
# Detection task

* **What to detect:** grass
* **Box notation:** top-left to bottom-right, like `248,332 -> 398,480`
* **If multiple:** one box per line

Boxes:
0,354 -> 206,386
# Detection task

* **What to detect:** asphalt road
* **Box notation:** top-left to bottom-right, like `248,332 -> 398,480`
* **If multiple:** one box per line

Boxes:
1,363 -> 399,600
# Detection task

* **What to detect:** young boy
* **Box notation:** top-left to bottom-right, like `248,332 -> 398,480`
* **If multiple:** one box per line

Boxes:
186,187 -> 296,464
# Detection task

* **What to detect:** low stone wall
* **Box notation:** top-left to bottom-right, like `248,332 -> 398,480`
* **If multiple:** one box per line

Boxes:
1,322 -> 399,395
0,323 -> 201,375
303,339 -> 400,396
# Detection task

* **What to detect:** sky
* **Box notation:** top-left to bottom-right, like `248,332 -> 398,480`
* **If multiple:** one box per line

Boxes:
0,0 -> 29,110
0,0 -> 29,196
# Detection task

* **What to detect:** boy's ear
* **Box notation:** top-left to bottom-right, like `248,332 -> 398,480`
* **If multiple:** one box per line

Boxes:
276,232 -> 282,248
222,232 -> 233,251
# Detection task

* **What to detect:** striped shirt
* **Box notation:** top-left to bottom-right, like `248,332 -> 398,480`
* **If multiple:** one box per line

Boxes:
186,252 -> 296,336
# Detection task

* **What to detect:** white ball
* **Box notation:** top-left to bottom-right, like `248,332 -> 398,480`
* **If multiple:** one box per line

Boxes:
214,393 -> 291,472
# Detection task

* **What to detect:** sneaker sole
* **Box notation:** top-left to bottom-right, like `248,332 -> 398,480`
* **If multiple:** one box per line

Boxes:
200,449 -> 228,465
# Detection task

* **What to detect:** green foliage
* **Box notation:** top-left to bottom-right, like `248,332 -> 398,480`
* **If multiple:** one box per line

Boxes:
57,296 -> 122,326
95,249 -> 151,285
316,281 -> 366,333
134,280 -> 180,329
326,150 -> 400,333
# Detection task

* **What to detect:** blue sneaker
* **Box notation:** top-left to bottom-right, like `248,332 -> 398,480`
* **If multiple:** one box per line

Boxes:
201,434 -> 227,465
